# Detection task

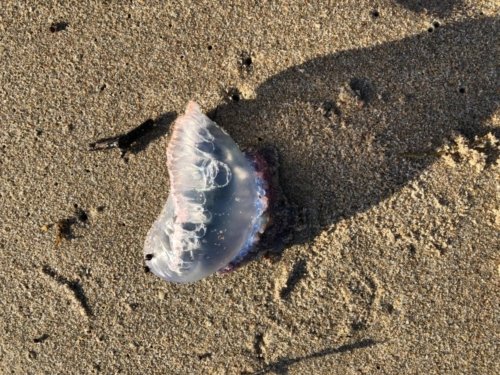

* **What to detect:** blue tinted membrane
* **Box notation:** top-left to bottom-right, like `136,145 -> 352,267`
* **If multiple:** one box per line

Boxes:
197,141 -> 215,153
194,182 -> 235,269
228,168 -> 268,265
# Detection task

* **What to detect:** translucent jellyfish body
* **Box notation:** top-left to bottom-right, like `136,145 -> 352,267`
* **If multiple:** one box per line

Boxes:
144,102 -> 271,283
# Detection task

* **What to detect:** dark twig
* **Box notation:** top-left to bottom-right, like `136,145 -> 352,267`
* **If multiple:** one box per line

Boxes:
88,112 -> 176,158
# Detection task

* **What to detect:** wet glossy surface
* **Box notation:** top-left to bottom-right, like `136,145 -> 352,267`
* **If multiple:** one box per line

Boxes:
144,102 -> 268,283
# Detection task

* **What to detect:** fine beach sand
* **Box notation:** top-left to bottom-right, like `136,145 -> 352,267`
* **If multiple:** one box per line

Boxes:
1,1 -> 499,374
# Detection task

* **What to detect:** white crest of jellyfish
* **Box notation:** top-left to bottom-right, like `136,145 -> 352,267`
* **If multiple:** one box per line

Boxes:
143,102 -> 273,283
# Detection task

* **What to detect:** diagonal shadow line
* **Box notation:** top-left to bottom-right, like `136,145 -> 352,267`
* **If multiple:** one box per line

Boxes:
249,338 -> 382,375
42,265 -> 93,317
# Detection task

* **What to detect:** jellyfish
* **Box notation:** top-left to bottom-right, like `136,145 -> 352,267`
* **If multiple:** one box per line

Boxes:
143,101 -> 288,283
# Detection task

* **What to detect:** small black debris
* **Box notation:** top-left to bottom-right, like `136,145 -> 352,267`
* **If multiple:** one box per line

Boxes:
145,254 -> 153,261
198,352 -> 212,360
50,21 -> 69,33
33,334 -> 50,343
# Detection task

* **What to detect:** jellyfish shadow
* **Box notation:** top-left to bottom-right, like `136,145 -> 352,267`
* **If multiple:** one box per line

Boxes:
208,16 -> 498,253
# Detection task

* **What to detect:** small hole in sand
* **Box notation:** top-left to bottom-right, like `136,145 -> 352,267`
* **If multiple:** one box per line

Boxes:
227,87 -> 241,102
239,51 -> 253,75
76,209 -> 88,223
242,56 -> 252,67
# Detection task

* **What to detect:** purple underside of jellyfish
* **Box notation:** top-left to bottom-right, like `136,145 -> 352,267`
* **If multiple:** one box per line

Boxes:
143,101 -> 273,283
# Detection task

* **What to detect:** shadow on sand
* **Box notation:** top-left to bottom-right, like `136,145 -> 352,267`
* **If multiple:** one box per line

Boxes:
394,0 -> 466,17
206,16 -> 498,253
248,338 -> 380,375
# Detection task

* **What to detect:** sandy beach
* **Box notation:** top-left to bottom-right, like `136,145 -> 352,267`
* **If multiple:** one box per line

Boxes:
1,1 -> 498,374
